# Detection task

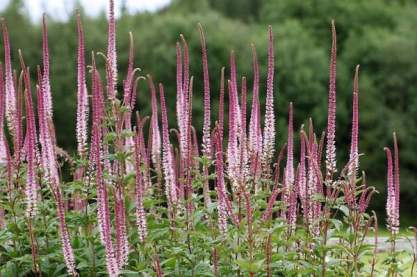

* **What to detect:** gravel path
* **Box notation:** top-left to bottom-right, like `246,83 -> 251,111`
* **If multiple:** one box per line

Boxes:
329,237 -> 415,252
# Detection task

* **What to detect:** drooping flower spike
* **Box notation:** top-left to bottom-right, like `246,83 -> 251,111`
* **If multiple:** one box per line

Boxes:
358,172 -> 375,214
262,143 -> 287,221
123,32 -> 138,108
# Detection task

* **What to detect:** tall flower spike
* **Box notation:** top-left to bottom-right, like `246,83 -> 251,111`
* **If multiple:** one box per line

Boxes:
288,166 -> 299,232
76,12 -> 88,158
384,147 -> 397,234
114,186 -> 128,269
325,20 -> 337,180
176,42 -> 183,137
299,128 -> 307,221
0,63 -> 6,165
42,15 -> 53,118
198,23 -> 211,158
283,103 -> 293,218
91,60 -> 119,276
180,34 -> 190,105
107,0 -> 117,99
218,67 -> 225,139
214,131 -> 228,234
262,26 -> 276,172
249,44 -> 262,156
240,76 -> 249,183
393,132 -> 400,233
15,72 -> 23,163
176,36 -> 191,175
135,120 -> 148,243
1,20 -> 17,139
123,32 -> 136,107
23,76 -> 37,218
229,51 -> 241,129
148,75 -> 161,168
285,102 -> 294,190
160,83 -> 178,212
19,52 -> 38,218
38,76 -> 77,276
198,25 -> 212,208
226,80 -> 239,189
348,65 -> 360,178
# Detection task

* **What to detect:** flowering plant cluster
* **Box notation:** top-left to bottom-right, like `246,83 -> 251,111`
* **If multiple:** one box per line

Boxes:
0,1 -> 415,276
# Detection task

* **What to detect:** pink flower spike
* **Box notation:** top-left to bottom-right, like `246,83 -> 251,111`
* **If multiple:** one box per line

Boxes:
214,131 -> 236,233
299,128 -> 308,220
106,0 -> 117,99
198,23 -> 211,158
285,102 -> 294,189
37,61 -> 77,275
348,65 -> 360,179
226,79 -> 239,188
42,14 -> 53,118
240,76 -> 249,182
159,83 -> 178,211
249,44 -> 262,156
262,26 -> 276,171
91,59 -> 119,276
218,67 -> 225,139
76,12 -> 89,158
176,42 -> 183,132
393,132 -> 400,233
148,75 -> 161,168
123,32 -> 135,107
135,122 -> 148,243
325,20 -> 337,180
23,70 -> 38,219
384,147 -> 397,234
0,63 -> 6,165
180,34 -> 190,108
229,51 -> 241,129
1,19 -> 17,139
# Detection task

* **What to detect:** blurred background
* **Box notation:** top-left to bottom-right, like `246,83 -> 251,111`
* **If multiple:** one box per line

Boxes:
0,0 -> 416,224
